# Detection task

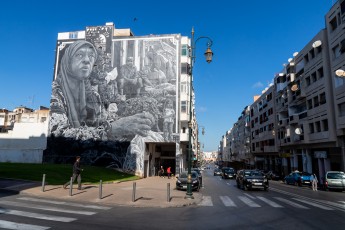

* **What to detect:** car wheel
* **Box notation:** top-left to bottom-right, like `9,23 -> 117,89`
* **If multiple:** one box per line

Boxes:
264,187 -> 268,191
243,184 -> 247,191
237,182 -> 240,188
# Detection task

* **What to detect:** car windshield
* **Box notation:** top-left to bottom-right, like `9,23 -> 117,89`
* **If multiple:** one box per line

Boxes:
245,171 -> 263,176
327,172 -> 345,179
223,168 -> 234,173
179,172 -> 198,179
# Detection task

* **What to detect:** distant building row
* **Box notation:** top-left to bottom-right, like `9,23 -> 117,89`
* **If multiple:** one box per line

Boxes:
219,1 -> 345,183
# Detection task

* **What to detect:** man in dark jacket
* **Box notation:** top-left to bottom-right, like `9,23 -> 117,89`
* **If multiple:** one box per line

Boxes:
63,156 -> 83,190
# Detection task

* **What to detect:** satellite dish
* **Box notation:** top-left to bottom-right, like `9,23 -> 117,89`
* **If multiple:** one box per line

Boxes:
278,73 -> 284,76
295,128 -> 302,135
293,52 -> 299,57
335,69 -> 345,77
291,84 -> 299,91
312,40 -> 322,48
288,58 -> 293,63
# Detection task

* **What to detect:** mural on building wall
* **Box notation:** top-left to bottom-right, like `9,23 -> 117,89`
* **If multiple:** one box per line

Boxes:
44,26 -> 179,176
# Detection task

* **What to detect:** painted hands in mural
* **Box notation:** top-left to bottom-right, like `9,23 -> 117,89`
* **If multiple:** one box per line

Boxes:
110,111 -> 155,137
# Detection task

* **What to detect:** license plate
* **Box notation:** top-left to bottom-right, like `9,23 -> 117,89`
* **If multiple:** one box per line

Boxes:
305,181 -> 310,184
183,185 -> 187,189
254,183 -> 262,185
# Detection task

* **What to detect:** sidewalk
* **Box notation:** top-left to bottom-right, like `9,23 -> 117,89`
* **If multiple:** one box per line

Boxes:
0,177 -> 203,208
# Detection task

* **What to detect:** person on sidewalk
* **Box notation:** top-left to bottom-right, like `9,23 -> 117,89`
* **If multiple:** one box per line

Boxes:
167,166 -> 171,179
159,166 -> 165,178
63,156 -> 83,190
310,173 -> 318,191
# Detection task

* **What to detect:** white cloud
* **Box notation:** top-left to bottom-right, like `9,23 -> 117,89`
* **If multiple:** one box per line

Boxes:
252,81 -> 263,88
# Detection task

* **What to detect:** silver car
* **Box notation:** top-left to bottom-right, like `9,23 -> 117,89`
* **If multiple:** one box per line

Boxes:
325,171 -> 345,191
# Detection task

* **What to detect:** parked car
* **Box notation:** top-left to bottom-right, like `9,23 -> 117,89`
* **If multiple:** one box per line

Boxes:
221,167 -> 236,179
267,171 -> 281,180
176,171 -> 200,191
325,171 -> 345,191
192,168 -> 203,186
214,168 -> 222,176
284,171 -> 311,186
236,169 -> 269,191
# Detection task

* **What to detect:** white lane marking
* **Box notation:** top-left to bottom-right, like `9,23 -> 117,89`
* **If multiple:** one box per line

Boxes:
0,208 -> 76,222
238,196 -> 261,207
244,193 -> 256,199
17,197 -> 111,210
292,198 -> 334,210
198,196 -> 213,206
0,220 -> 49,230
256,196 -> 283,208
220,196 -> 237,207
1,201 -> 96,215
274,197 -> 309,209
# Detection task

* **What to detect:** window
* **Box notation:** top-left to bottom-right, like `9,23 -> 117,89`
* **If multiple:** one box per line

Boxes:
307,99 -> 313,110
338,102 -> 345,117
315,121 -> 321,132
330,17 -> 338,31
318,67 -> 324,79
320,92 -> 326,105
309,123 -> 314,133
69,32 -> 78,39
305,76 -> 311,86
182,127 -> 186,133
310,49 -> 315,59
181,101 -> 187,113
311,72 -> 317,82
333,45 -> 341,59
181,44 -> 189,56
181,63 -> 189,74
304,54 -> 309,63
322,119 -> 328,131
316,45 -> 322,54
313,96 -> 319,107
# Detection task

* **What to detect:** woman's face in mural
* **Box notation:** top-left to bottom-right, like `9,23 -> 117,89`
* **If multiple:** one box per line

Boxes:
70,45 -> 96,79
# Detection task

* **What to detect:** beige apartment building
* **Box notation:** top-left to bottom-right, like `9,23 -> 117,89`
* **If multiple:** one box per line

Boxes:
221,0 -> 345,182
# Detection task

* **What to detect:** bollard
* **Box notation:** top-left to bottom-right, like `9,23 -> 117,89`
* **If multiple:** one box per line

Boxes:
41,174 -> 46,192
69,177 -> 73,196
167,183 -> 170,202
132,182 -> 136,202
99,180 -> 103,199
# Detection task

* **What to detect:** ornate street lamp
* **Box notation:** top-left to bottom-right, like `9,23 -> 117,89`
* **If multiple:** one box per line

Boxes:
185,27 -> 213,199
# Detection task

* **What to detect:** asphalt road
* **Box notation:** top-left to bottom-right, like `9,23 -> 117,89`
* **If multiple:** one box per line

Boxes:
1,169 -> 345,230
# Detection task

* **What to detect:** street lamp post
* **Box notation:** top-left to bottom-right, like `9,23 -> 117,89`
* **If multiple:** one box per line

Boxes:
185,27 -> 213,199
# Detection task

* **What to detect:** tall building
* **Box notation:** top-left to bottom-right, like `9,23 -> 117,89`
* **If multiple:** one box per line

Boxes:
43,22 -> 196,177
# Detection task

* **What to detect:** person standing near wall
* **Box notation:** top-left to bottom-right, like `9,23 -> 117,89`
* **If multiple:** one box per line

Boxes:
167,166 -> 171,179
310,173 -> 318,191
63,156 -> 83,190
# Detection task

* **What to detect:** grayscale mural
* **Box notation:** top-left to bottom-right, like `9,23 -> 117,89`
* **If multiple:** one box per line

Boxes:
44,26 -> 179,176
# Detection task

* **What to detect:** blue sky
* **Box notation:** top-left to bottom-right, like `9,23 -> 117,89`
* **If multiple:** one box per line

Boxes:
0,0 -> 333,152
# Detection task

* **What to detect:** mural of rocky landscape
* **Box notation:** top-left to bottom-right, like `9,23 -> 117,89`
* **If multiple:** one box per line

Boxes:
44,26 -> 180,176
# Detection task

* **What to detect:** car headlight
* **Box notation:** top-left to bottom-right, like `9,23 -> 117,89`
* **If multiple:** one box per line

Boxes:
246,179 -> 252,182
177,180 -> 181,184
192,180 -> 198,184
264,179 -> 268,182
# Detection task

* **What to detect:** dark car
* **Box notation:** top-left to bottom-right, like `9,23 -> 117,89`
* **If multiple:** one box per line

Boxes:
176,171 -> 200,191
267,171 -> 281,180
192,168 -> 203,186
214,168 -> 222,176
221,167 -> 236,179
325,171 -> 345,191
236,169 -> 269,191
284,171 -> 311,186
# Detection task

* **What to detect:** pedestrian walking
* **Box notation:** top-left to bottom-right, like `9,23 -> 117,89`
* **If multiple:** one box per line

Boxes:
310,173 -> 318,191
167,166 -> 171,179
63,156 -> 83,190
159,166 -> 165,178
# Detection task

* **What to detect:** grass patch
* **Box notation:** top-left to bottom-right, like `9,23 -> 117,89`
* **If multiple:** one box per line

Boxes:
0,162 -> 139,185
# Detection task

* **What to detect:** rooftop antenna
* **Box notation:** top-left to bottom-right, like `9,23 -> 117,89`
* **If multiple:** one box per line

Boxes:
28,95 -> 35,109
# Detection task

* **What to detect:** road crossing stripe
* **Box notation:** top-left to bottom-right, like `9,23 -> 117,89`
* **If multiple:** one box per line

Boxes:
292,198 -> 334,210
238,196 -> 261,207
0,208 -> 76,222
274,197 -> 309,209
0,220 -> 49,230
244,193 -> 256,199
17,197 -> 111,210
198,196 -> 213,206
256,197 -> 283,208
220,196 -> 237,207
1,201 -> 96,215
